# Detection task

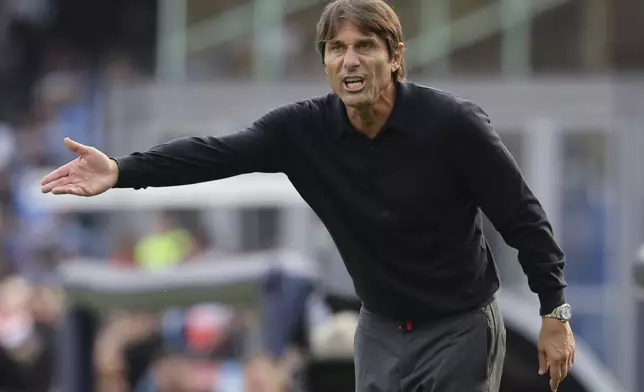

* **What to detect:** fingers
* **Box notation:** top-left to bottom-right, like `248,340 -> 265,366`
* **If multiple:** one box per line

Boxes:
51,185 -> 87,197
548,357 -> 572,392
41,137 -> 92,193
41,174 -> 72,194
538,348 -> 548,375
568,336 -> 576,376
550,377 -> 560,392
549,361 -> 562,391
560,360 -> 569,383
543,353 -> 574,392
64,137 -> 91,156
40,163 -> 72,191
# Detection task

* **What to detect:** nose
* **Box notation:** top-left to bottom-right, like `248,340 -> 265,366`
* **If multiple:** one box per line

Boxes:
342,47 -> 360,71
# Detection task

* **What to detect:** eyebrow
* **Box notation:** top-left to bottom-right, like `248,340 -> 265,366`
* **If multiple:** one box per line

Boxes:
325,37 -> 379,46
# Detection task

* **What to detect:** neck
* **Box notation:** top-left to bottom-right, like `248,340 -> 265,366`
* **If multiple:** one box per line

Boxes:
346,82 -> 396,139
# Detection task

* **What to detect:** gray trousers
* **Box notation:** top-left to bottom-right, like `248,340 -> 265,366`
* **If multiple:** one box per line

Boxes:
354,300 -> 506,392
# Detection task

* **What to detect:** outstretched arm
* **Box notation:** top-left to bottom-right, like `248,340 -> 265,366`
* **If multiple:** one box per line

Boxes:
113,105 -> 294,189
41,104 -> 297,196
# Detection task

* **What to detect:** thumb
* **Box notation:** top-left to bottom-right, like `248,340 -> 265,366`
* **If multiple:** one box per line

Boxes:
538,349 -> 548,375
64,137 -> 91,156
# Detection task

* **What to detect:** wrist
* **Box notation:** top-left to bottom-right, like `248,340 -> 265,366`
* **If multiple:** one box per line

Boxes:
108,158 -> 120,188
542,303 -> 572,323
541,316 -> 573,336
538,289 -> 566,316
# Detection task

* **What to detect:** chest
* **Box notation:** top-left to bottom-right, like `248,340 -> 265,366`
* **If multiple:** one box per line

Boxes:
298,127 -> 461,215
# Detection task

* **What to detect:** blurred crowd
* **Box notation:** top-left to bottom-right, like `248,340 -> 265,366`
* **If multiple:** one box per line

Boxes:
0,2 -> 237,391
0,276 -> 63,391
0,0 -> 148,279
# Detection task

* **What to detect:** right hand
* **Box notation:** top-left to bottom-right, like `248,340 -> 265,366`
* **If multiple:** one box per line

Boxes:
40,138 -> 119,196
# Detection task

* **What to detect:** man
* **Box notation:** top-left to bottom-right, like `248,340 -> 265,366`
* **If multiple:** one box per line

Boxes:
40,0 -> 576,390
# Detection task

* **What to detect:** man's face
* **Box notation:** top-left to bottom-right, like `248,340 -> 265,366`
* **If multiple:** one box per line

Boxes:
324,20 -> 399,108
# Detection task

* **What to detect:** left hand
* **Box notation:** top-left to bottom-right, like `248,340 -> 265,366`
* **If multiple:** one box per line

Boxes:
538,318 -> 576,391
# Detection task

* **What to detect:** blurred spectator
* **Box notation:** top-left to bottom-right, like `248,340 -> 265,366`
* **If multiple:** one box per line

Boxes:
93,312 -> 159,392
133,211 -> 198,271
110,211 -> 213,270
0,0 -> 53,116
93,304 -> 248,392
110,231 -> 138,268
36,69 -> 98,166
0,276 -> 63,392
102,48 -> 142,85
251,225 -> 361,392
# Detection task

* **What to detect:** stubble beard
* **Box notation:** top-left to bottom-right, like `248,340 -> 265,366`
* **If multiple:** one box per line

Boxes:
341,80 -> 375,109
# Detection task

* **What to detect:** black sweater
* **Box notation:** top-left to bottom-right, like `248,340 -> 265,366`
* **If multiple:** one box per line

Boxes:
114,82 -> 567,320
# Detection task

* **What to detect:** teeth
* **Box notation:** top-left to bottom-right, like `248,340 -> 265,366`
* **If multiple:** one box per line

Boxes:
344,78 -> 363,83
346,81 -> 363,90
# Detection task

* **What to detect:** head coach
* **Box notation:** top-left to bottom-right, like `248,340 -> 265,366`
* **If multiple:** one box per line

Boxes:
40,0 -> 576,391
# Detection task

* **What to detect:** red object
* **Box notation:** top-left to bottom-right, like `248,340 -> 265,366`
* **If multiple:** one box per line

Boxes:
398,320 -> 413,331
185,304 -> 234,353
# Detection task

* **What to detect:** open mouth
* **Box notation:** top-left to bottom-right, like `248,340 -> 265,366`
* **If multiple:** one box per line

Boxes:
343,76 -> 365,92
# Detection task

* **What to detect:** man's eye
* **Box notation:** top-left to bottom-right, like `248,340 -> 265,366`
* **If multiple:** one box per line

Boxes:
330,44 -> 344,51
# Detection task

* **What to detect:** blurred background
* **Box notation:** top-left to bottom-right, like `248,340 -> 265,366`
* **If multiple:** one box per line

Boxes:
0,0 -> 643,391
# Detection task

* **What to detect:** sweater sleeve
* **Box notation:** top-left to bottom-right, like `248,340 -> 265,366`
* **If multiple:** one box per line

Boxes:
450,100 -> 567,315
112,103 -> 298,189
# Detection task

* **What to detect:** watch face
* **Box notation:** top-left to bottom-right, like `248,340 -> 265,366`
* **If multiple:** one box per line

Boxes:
560,305 -> 572,320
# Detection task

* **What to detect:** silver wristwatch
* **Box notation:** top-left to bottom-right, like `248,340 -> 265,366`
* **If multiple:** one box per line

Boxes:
543,303 -> 572,323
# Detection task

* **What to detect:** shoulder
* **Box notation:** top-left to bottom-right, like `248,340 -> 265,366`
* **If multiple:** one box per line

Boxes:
401,83 -> 497,151
405,82 -> 491,124
414,83 -> 494,141
394,82 -> 492,145
259,93 -> 335,124
248,94 -> 337,143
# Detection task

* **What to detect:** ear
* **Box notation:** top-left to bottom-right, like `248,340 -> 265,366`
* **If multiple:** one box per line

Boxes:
391,42 -> 404,72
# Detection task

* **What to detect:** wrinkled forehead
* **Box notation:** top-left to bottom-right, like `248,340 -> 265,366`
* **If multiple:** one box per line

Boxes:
322,18 -> 391,54
323,17 -> 383,42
